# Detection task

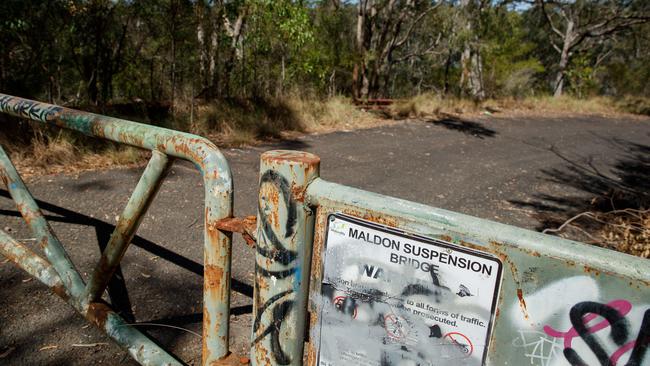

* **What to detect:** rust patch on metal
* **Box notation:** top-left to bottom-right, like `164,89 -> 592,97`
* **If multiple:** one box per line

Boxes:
338,207 -> 399,228
0,243 -> 23,264
452,238 -> 491,253
439,234 -> 454,243
205,264 -> 224,292
254,342 -> 272,366
257,272 -> 270,292
215,216 -> 256,234
528,250 -> 541,257
489,242 -> 515,276
291,184 -> 307,202
203,306 -> 211,363
493,239 -> 541,259
207,351 -> 246,365
206,219 -> 221,244
309,210 -> 328,295
86,302 -> 112,327
241,233 -> 257,248
260,183 -> 281,231
361,212 -> 399,228
214,216 -> 257,247
516,288 -> 529,320
504,255 -> 519,285
211,353 -> 250,365
261,151 -> 320,165
52,283 -> 69,301
170,138 -> 207,167
305,309 -> 320,366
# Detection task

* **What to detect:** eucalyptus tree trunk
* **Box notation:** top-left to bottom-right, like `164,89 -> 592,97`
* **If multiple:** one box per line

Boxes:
458,0 -> 485,100
223,8 -> 246,97
353,0 -> 371,100
553,19 -> 574,97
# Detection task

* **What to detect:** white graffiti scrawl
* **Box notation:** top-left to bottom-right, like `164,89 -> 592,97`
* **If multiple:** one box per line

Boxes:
512,330 -> 564,366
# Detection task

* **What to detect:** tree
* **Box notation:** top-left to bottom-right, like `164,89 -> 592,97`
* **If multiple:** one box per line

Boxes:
353,0 -> 442,100
0,0 -> 69,100
457,0 -> 489,100
481,6 -> 544,98
537,0 -> 649,97
66,0 -> 135,105
2,0 -> 650,109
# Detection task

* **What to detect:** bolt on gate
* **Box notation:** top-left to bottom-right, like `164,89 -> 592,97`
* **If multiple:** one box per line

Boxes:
1,94 -> 649,366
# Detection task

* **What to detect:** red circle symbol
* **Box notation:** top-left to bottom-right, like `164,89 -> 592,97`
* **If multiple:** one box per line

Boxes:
333,296 -> 357,319
443,332 -> 473,357
384,314 -> 408,339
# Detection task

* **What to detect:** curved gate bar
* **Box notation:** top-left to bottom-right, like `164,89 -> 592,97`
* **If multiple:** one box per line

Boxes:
0,94 -> 234,365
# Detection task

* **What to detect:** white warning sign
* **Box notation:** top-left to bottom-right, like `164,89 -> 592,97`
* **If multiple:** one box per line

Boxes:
317,214 -> 502,366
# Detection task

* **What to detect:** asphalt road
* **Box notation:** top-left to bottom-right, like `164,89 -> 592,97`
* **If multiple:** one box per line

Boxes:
1,114 -> 648,365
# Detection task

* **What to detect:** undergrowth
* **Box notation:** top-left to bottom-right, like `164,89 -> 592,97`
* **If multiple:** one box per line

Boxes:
1,93 -> 648,180
388,93 -> 650,119
543,191 -> 650,258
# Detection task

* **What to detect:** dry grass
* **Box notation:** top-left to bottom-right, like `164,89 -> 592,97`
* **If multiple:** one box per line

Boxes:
598,209 -> 650,258
185,94 -> 389,144
545,208 -> 650,258
494,95 -> 650,117
616,95 -> 650,116
3,129 -> 146,180
4,93 -> 648,180
1,95 -> 384,179
290,95 -> 390,132
498,95 -> 622,115
389,93 -> 650,119
388,93 -> 484,119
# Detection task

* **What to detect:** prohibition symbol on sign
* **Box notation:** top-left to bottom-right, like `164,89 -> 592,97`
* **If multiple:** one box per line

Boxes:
444,332 -> 474,357
384,314 -> 408,339
333,296 -> 357,319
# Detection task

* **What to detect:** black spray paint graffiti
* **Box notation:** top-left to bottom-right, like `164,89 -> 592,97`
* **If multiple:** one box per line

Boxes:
544,300 -> 650,366
252,169 -> 298,365
0,94 -> 62,122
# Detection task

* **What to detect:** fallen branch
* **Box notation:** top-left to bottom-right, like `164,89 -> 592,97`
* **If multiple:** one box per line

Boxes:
71,343 -> 108,347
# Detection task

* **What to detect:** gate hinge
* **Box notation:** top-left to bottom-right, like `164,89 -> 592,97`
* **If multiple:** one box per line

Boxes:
214,216 -> 257,248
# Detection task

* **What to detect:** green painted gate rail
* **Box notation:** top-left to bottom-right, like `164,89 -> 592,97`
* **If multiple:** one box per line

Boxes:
251,155 -> 649,366
0,94 -> 233,366
1,95 -> 649,366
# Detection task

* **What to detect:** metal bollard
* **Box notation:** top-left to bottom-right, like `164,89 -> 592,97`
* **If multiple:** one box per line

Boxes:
251,150 -> 320,366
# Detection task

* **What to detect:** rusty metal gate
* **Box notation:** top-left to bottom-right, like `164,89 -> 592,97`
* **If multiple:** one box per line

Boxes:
0,94 -> 232,365
1,94 -> 649,366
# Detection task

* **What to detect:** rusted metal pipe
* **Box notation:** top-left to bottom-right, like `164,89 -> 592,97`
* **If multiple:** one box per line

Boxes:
0,144 -> 86,299
83,150 -> 173,305
0,229 -> 62,289
0,146 -> 182,365
251,150 -> 320,366
215,216 -> 257,247
0,94 -> 234,364
0,232 -> 183,365
85,301 -> 183,366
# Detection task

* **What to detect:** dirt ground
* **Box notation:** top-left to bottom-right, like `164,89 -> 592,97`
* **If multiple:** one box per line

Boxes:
1,114 -> 648,364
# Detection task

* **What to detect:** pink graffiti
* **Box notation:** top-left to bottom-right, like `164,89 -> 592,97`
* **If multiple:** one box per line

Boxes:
543,299 -> 635,365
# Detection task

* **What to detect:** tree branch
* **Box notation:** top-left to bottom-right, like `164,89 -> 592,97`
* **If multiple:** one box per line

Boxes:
394,2 -> 441,48
538,0 -> 565,38
394,32 -> 443,62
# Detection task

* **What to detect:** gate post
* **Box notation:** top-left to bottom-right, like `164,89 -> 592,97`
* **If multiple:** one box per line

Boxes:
251,150 -> 320,366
